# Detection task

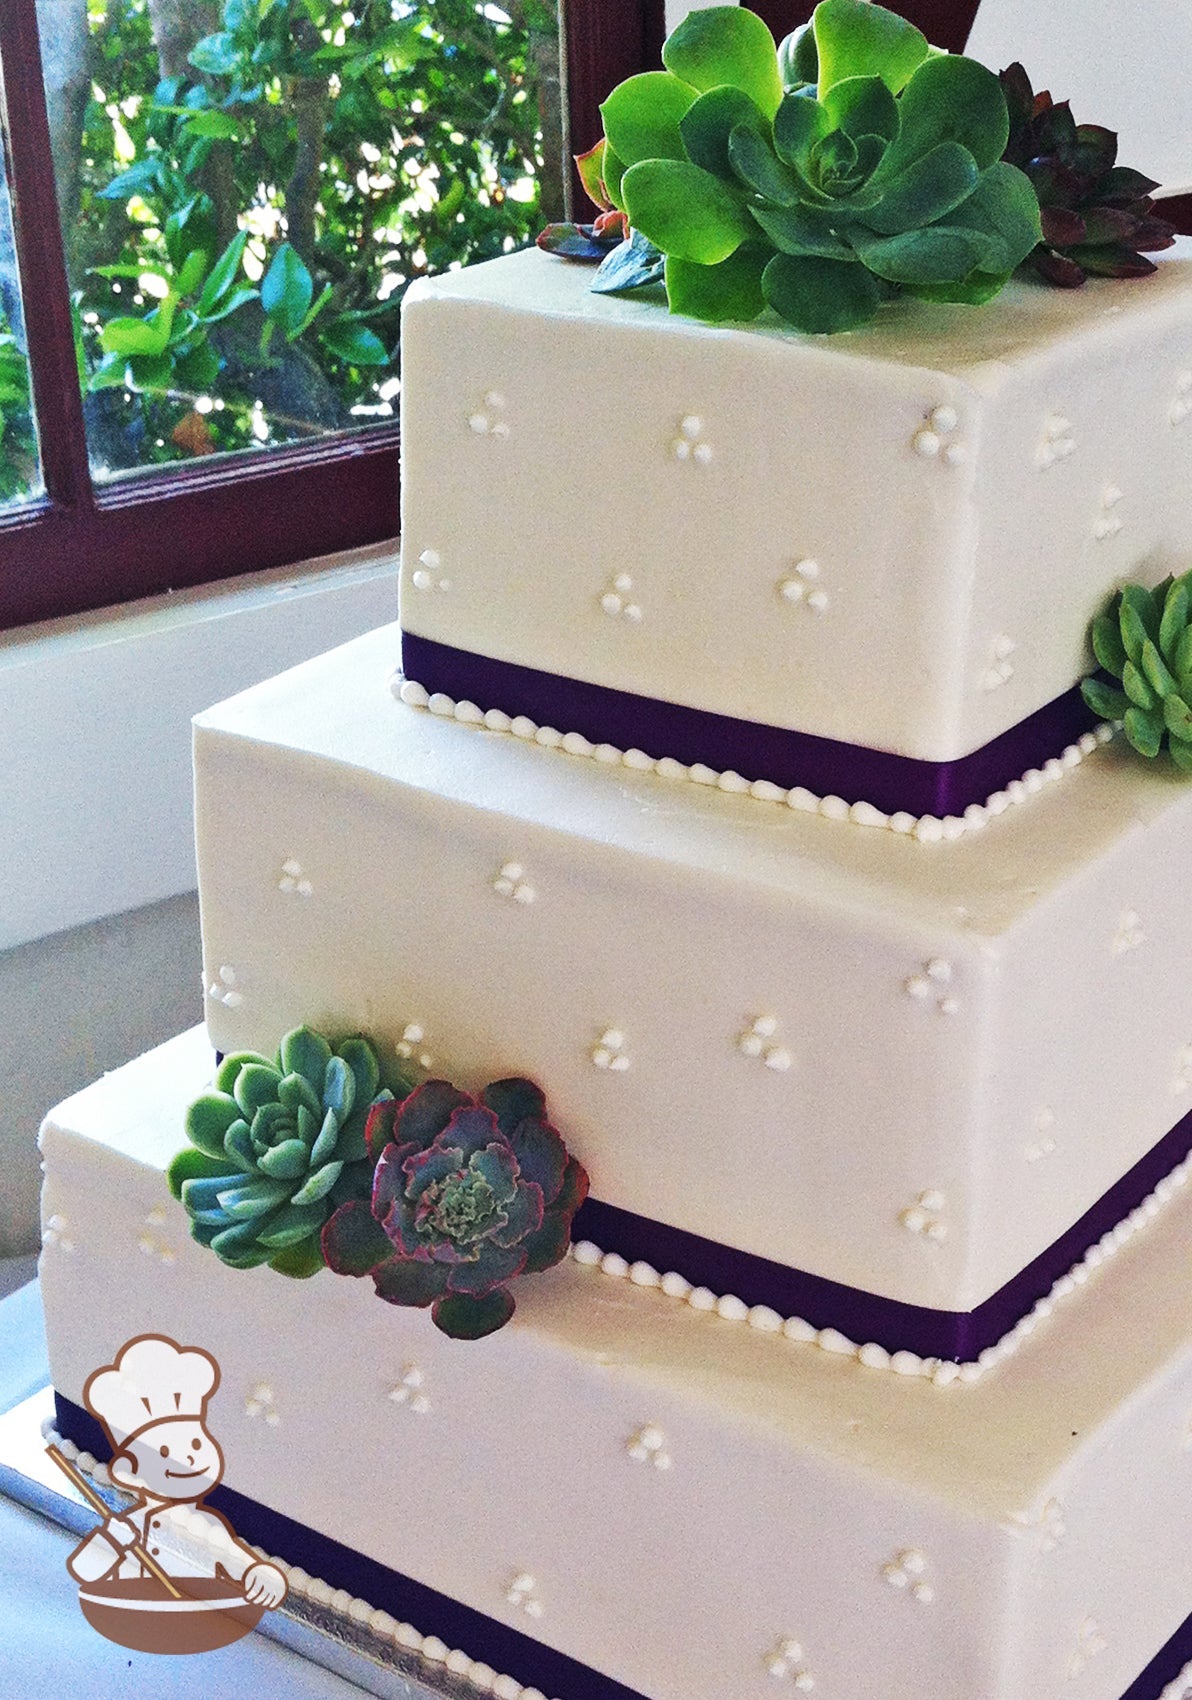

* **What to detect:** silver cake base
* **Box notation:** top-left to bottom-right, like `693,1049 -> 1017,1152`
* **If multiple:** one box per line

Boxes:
0,1386 -> 477,1700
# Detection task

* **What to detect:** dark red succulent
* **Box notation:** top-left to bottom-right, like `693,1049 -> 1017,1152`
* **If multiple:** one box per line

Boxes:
999,61 -> 1175,287
321,1077 -> 588,1340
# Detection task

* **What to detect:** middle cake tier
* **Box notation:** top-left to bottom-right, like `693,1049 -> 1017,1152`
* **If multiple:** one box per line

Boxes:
195,625 -> 1192,1361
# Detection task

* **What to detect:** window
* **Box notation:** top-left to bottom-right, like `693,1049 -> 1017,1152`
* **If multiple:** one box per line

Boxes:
0,0 -> 662,629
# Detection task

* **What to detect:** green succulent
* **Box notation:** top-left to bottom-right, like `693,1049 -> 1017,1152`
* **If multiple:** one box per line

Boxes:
592,0 -> 1041,333
168,1027 -> 398,1278
1082,573 -> 1192,770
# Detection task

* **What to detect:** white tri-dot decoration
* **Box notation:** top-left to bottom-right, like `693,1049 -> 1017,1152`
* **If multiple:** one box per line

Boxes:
1169,370 -> 1192,426
505,1573 -> 544,1619
208,964 -> 243,1010
737,1015 -> 793,1072
911,403 -> 965,465
492,861 -> 535,904
278,858 -> 313,898
591,1028 -> 631,1072
1066,1617 -> 1108,1681
137,1204 -> 175,1265
1111,909 -> 1146,957
411,548 -> 451,594
1008,1496 -> 1067,1553
671,414 -> 714,465
41,1212 -> 74,1254
1093,484 -> 1124,540
904,958 -> 958,1015
981,633 -> 1017,692
1173,1045 -> 1192,1095
763,1637 -> 815,1687
387,1365 -> 430,1416
245,1383 -> 280,1426
882,1548 -> 935,1603
600,572 -> 643,623
395,1023 -> 434,1070
899,1189 -> 948,1242
468,391 -> 510,438
777,559 -> 829,614
1035,412 -> 1076,469
1026,1107 -> 1057,1163
626,1424 -> 672,1470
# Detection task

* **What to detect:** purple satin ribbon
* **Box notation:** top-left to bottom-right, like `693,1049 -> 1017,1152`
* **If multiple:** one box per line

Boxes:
51,1391 -> 1192,1700
400,633 -> 1097,819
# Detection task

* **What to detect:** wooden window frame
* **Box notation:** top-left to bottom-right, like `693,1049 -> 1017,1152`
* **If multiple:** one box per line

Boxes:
0,0 -> 664,630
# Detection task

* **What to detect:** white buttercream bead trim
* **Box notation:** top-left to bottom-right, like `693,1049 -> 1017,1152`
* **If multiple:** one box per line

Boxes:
41,1425 -> 563,1700
391,673 -> 1116,844
565,1144 -> 1192,1387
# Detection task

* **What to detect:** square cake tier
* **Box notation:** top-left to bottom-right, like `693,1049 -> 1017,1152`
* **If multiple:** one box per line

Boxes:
399,243 -> 1192,764
38,1029 -> 1192,1700
194,627 -> 1192,1338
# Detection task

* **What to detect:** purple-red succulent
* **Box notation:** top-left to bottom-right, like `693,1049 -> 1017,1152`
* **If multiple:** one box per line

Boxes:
999,62 -> 1175,287
321,1077 -> 588,1340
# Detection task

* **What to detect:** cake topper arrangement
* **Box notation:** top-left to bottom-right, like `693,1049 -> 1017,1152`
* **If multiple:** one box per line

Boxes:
169,1026 -> 589,1339
1081,573 -> 1192,770
539,0 -> 1173,333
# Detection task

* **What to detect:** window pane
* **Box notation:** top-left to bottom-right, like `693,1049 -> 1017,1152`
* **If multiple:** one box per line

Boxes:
41,0 -> 564,482
0,131 -> 43,510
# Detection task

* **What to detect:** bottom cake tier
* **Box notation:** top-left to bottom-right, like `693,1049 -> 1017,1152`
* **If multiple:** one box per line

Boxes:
38,1029 -> 1192,1700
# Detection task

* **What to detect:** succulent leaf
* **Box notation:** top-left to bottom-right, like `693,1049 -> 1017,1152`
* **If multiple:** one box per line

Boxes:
821,73 -> 899,142
1141,638 -> 1177,700
622,158 -> 754,264
601,71 -> 696,169
762,251 -> 883,331
1123,660 -> 1157,711
681,86 -> 770,181
1080,677 -> 1130,722
431,1288 -> 517,1341
773,89 -> 830,167
1124,706 -> 1163,758
878,53 -> 1008,179
728,125 -> 805,205
185,1092 -> 240,1159
591,229 -> 667,295
812,0 -> 928,99
1082,572 -> 1192,771
665,246 -> 770,322
859,141 -> 979,235
663,4 -> 784,117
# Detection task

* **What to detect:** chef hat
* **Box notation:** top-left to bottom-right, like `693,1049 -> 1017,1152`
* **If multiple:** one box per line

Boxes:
84,1334 -> 220,1447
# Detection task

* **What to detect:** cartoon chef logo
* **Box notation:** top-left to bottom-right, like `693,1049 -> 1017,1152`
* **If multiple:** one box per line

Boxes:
51,1334 -> 287,1654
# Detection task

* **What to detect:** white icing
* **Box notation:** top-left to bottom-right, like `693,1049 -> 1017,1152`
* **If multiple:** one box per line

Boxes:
278,857 -> 313,897
393,674 -> 1116,844
387,1365 -> 430,1415
591,1027 -> 630,1072
1112,908 -> 1146,956
493,861 -> 536,904
882,1549 -> 935,1604
395,1021 -> 434,1070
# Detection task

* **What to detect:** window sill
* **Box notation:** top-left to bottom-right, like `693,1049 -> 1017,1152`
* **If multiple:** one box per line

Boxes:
0,545 -> 398,954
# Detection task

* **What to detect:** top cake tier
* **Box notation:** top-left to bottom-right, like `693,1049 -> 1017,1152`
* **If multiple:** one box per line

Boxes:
399,242 -> 1192,768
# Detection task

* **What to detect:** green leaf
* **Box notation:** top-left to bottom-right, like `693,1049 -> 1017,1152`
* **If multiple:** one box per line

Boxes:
1160,580 -> 1190,660
1122,659 -> 1157,711
233,1061 -> 284,1117
99,297 -> 177,359
762,251 -> 882,332
749,200 -> 852,258
181,110 -> 242,140
257,1137 -> 310,1180
905,269 -> 1009,306
199,286 -> 258,327
1164,696 -> 1192,742
600,72 -> 698,170
297,282 -> 335,336
311,1107 -> 343,1166
1120,585 -> 1160,658
622,158 -> 754,264
197,230 -> 250,316
773,91 -> 829,169
432,1287 -> 516,1340
1081,677 -> 1130,721
727,125 -> 804,205
175,248 -> 210,298
319,320 -> 389,365
167,1146 -> 230,1202
291,1159 -> 345,1206
217,1175 -> 294,1220
665,245 -> 769,323
1092,612 -> 1128,677
255,1202 -> 327,1248
821,74 -> 898,142
1175,625 -> 1192,683
279,1027 -> 332,1093
877,53 -> 1009,179
1124,706 -> 1162,759
185,1091 -> 239,1159
174,340 -> 221,391
859,142 -> 978,236
189,32 -> 240,75
267,1238 -> 325,1278
813,0 -> 929,98
1142,638 -> 1178,699
662,5 -> 784,119
261,243 -> 314,339
603,144 -> 628,211
849,223 -> 992,284
936,162 -> 1041,275
98,158 -> 162,201
321,1054 -> 355,1120
126,353 -> 174,392
1171,738 -> 1192,773
680,86 -> 770,181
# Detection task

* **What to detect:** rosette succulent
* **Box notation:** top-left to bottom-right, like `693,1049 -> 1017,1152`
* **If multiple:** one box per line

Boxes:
578,0 -> 1041,333
322,1077 -> 589,1340
169,1027 -> 394,1278
1082,572 -> 1192,770
1000,62 -> 1175,287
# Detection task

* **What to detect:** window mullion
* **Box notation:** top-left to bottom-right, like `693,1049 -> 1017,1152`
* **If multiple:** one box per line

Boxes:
0,0 -> 93,513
